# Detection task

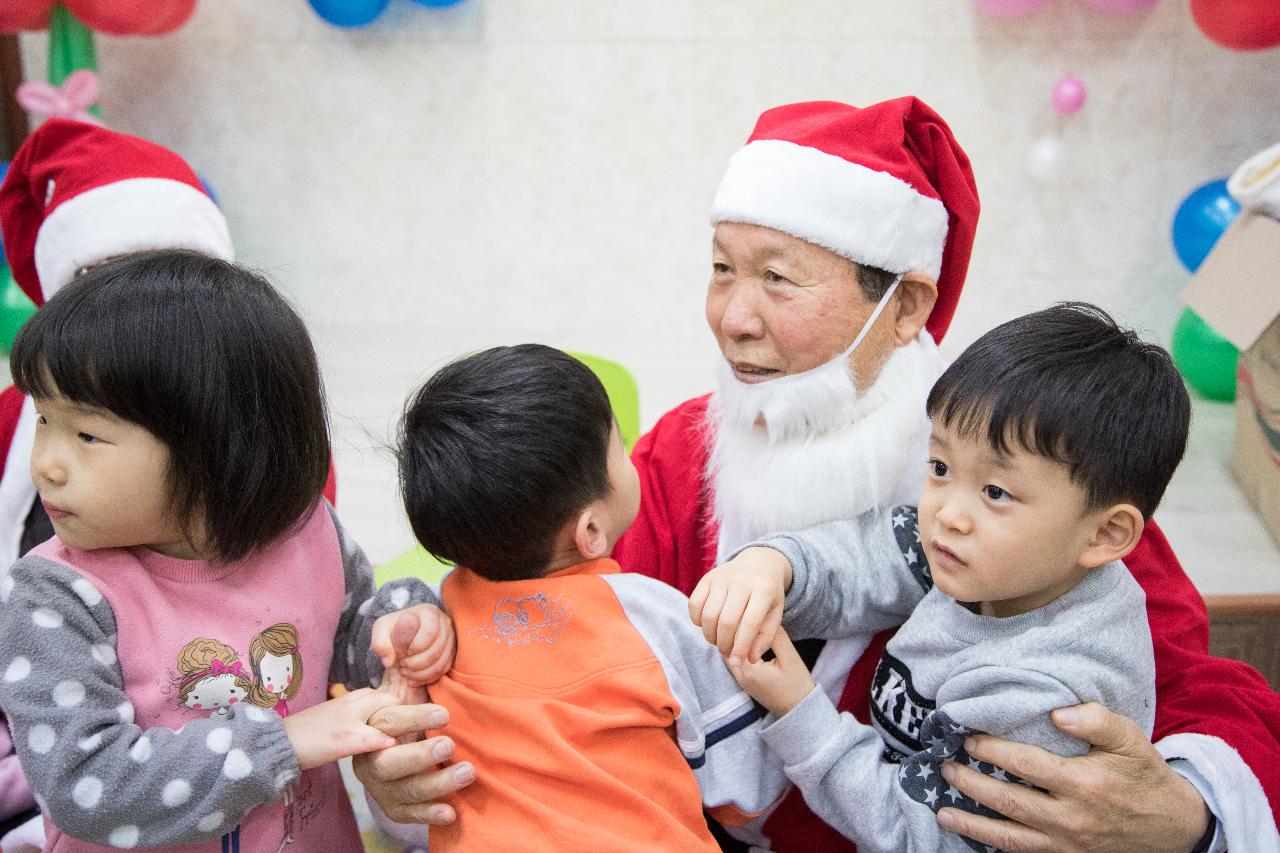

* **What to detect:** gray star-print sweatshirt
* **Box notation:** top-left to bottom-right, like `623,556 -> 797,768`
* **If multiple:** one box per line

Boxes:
747,506 -> 1156,853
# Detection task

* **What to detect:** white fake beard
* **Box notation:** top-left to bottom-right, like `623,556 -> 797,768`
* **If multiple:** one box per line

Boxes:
708,333 -> 944,561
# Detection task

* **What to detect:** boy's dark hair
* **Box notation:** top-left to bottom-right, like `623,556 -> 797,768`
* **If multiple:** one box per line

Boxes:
926,302 -> 1190,519
398,344 -> 614,581
11,249 -> 330,562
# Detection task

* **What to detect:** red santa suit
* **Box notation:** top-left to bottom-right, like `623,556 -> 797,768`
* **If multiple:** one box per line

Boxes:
614,98 -> 1280,851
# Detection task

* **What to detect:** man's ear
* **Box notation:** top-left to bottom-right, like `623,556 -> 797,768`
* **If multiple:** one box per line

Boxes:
1079,504 -> 1144,569
572,506 -> 609,560
894,271 -> 938,346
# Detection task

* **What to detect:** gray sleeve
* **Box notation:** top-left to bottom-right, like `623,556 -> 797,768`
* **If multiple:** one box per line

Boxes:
324,506 -> 442,690
604,574 -> 789,824
762,669 -> 1086,853
0,556 -> 298,847
747,506 -> 931,640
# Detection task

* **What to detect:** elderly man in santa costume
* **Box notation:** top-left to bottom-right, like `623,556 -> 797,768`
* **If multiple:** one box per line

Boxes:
614,97 -> 1280,852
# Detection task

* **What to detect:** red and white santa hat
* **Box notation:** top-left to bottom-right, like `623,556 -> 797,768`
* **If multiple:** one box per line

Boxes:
0,117 -> 233,306
710,97 -> 979,341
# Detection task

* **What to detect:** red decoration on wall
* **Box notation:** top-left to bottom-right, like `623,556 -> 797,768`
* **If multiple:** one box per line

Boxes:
1191,0 -> 1280,51
0,1 -> 197,36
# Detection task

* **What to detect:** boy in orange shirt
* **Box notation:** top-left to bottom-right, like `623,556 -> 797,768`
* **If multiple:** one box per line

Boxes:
371,344 -> 788,851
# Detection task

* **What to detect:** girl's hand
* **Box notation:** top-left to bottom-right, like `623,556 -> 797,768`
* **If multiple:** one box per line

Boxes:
689,546 -> 794,664
371,604 -> 456,687
727,627 -> 816,718
282,688 -> 400,770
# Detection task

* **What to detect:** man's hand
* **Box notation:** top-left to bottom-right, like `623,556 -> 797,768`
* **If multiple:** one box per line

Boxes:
355,703 -> 475,825
689,546 -> 794,664
371,604 -> 456,687
937,702 -> 1211,853
726,627 -> 816,717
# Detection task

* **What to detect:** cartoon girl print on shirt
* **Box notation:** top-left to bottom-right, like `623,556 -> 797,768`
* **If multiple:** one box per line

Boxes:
249,623 -> 303,717
175,638 -> 253,716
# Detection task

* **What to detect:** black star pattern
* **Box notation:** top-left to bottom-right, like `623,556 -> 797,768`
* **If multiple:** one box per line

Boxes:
891,505 -> 933,592
897,710 -> 1030,853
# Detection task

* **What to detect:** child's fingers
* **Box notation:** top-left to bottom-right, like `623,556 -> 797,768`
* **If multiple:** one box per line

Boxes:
696,581 -> 730,648
346,725 -> 400,756
689,576 -> 712,626
715,585 -> 753,660
748,605 -> 783,663
730,592 -> 776,664
391,611 -> 422,658
408,607 -> 442,654
399,609 -> 455,680
768,627 -> 805,669
370,615 -> 397,666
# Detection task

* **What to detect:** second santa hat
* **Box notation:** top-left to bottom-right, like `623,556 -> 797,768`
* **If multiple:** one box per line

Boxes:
710,96 -> 980,342
0,117 -> 233,306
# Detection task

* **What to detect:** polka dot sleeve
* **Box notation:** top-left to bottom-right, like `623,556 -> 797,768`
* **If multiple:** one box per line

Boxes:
324,506 -> 441,691
0,556 -> 299,847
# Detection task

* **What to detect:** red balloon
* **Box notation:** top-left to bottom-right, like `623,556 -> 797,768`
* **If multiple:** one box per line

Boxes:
0,0 -> 54,34
66,0 -> 198,36
1191,0 -> 1280,50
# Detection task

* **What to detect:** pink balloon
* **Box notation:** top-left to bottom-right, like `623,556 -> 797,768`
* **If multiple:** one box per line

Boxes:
1083,0 -> 1159,12
973,0 -> 1048,16
1051,75 -> 1087,115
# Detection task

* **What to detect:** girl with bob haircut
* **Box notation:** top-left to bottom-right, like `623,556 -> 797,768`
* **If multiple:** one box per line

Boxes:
0,250 -> 448,852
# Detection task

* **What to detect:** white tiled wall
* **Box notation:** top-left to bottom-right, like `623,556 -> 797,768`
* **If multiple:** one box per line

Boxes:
16,0 -> 1280,571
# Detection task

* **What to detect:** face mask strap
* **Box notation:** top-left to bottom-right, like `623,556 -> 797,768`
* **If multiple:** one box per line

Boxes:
840,272 -> 903,359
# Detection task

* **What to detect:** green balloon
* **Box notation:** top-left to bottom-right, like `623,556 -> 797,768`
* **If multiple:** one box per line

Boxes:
1171,307 -> 1238,402
0,265 -> 37,356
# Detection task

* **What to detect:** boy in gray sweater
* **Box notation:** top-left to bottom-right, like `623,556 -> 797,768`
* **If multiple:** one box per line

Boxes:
691,302 -> 1192,852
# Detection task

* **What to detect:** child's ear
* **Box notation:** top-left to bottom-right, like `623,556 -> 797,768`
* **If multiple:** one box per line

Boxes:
1079,503 -> 1144,569
572,507 -> 609,560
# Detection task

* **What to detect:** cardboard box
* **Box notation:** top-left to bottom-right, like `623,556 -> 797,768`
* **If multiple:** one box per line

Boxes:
1181,213 -> 1280,546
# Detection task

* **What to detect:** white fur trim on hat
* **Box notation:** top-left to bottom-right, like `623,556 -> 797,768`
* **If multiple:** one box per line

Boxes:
710,139 -> 948,278
34,177 -> 233,298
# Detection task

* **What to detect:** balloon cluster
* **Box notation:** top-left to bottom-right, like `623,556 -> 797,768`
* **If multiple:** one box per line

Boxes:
1170,179 -> 1241,401
308,0 -> 464,29
0,0 -> 196,35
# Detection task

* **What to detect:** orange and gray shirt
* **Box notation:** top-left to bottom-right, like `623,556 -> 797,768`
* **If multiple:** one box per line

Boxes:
418,557 -> 788,852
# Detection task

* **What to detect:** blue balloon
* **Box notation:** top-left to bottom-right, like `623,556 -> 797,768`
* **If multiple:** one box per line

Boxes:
1171,178 -> 1241,273
308,0 -> 390,27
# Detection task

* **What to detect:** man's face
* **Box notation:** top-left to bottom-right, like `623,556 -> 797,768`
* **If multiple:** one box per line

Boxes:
705,222 -> 900,390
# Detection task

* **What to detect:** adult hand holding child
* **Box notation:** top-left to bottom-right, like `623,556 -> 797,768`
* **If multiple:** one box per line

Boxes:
358,603 -> 473,825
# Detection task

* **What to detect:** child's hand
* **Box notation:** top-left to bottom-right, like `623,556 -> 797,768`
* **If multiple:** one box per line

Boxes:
727,627 -> 816,718
282,687 -> 401,770
377,612 -> 431,714
372,604 -> 456,688
689,546 -> 794,664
